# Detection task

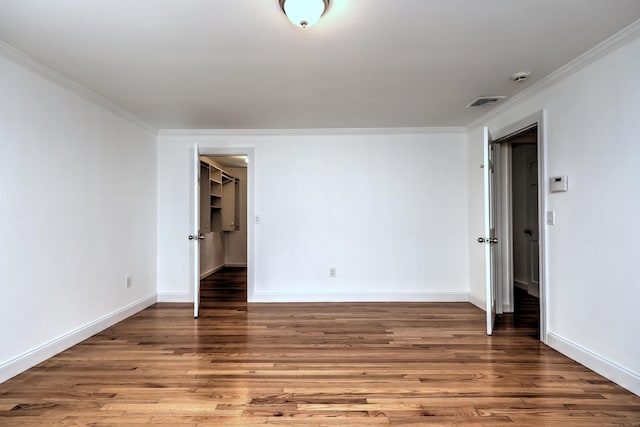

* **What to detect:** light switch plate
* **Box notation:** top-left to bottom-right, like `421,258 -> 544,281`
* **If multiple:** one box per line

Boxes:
550,176 -> 568,192
546,210 -> 555,225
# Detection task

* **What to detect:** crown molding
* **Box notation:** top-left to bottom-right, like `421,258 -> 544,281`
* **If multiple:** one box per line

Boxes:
158,126 -> 467,137
467,18 -> 640,130
0,41 -> 157,135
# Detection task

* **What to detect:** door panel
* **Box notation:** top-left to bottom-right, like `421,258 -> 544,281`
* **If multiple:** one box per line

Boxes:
193,144 -> 201,318
483,127 -> 497,335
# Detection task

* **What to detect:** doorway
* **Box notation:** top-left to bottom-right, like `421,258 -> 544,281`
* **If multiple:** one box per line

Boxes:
495,127 -> 540,337
198,155 -> 248,308
488,112 -> 547,342
190,146 -> 254,317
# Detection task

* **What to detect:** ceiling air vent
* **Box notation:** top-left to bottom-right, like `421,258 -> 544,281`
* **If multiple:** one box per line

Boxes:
465,96 -> 505,108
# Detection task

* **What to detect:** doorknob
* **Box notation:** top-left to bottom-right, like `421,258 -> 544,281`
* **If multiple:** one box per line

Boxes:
524,229 -> 532,235
188,234 -> 205,241
477,237 -> 498,244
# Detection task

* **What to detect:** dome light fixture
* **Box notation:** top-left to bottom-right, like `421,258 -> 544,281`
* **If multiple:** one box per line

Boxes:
279,0 -> 329,29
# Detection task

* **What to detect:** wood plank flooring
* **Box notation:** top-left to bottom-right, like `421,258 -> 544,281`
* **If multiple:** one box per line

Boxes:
1,271 -> 639,426
201,267 -> 247,304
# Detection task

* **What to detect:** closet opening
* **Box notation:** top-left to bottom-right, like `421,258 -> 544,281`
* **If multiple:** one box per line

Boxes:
198,155 -> 248,308
494,126 -> 541,338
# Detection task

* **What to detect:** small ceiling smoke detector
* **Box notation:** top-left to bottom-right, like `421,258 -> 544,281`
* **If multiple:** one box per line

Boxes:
511,71 -> 531,82
465,96 -> 506,108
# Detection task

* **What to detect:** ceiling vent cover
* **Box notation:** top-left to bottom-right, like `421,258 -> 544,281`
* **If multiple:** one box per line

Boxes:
466,96 -> 506,108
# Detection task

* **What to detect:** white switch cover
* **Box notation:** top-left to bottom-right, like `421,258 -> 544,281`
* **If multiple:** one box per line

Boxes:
550,176 -> 569,192
546,210 -> 555,225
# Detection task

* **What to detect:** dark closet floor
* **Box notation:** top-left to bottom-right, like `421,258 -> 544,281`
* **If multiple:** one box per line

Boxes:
200,266 -> 247,304
494,286 -> 540,338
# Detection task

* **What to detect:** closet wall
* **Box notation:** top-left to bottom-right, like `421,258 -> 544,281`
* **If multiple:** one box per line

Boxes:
224,167 -> 248,266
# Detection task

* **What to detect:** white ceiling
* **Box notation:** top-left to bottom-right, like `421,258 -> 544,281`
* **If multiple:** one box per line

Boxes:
1,0 -> 639,130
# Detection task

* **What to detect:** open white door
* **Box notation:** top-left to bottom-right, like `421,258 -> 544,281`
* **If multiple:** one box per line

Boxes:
481,127 -> 498,335
189,143 -> 202,318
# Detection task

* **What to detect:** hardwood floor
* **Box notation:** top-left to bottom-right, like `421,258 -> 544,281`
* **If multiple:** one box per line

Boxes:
201,267 -> 247,304
1,276 -> 639,426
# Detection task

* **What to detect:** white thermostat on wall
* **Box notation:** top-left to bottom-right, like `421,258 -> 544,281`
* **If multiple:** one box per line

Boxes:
549,175 -> 568,193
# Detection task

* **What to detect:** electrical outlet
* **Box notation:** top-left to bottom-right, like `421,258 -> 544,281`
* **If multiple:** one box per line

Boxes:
329,267 -> 336,278
255,215 -> 261,224
125,275 -> 132,288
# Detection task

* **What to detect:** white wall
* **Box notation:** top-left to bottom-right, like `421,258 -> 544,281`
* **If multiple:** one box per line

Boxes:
157,130 -> 469,302
0,50 -> 157,382
466,126 -> 486,309
224,167 -> 248,266
467,34 -> 640,393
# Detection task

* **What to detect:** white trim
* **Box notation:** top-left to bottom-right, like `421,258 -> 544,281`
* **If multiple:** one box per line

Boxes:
193,146 -> 255,303
159,127 -> 467,137
0,41 -> 156,135
514,279 -> 528,290
200,263 -> 225,280
547,331 -> 640,396
200,264 -> 247,280
489,110 -> 548,344
468,19 -> 640,130
157,292 -> 192,303
497,143 -> 513,316
0,294 -> 156,384
251,292 -> 470,303
467,293 -> 485,311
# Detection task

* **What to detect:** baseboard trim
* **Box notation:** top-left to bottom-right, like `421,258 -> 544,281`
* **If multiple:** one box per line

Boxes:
200,264 -> 225,280
467,293 -> 485,310
251,292 -> 470,303
0,294 -> 156,384
157,292 -> 192,303
224,263 -> 248,268
502,303 -> 514,313
547,331 -> 640,396
514,279 -> 528,290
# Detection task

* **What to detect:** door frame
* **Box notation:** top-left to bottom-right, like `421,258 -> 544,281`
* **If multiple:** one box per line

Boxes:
190,145 -> 255,303
490,110 -> 548,343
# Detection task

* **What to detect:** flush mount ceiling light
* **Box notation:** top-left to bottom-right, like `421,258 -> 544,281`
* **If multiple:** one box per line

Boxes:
279,0 -> 329,29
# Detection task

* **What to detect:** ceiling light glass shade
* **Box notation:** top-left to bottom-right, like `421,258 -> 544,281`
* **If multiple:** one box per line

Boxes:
280,0 -> 329,28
